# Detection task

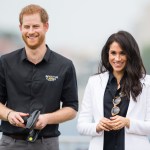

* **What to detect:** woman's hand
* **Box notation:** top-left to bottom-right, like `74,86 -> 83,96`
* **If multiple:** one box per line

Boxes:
96,117 -> 113,132
110,115 -> 130,130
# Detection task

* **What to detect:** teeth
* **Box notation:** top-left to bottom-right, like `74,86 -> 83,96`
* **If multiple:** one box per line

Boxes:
115,63 -> 121,65
27,36 -> 36,39
114,62 -> 122,65
114,63 -> 123,67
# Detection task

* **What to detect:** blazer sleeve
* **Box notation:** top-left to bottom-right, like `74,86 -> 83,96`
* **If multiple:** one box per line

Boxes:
77,77 -> 103,136
126,77 -> 150,136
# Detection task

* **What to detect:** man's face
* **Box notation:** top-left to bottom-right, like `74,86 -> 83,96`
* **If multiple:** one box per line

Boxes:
20,13 -> 48,49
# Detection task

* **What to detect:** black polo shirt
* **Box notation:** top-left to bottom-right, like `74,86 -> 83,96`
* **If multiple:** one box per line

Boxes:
0,45 -> 78,137
103,73 -> 129,150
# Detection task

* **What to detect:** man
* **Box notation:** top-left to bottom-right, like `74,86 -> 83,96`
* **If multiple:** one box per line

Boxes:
0,4 -> 78,150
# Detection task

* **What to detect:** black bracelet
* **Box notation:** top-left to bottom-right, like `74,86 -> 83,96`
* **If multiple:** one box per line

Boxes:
7,111 -> 13,121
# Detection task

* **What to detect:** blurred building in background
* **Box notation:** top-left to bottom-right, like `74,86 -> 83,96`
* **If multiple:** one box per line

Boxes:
134,4 -> 150,74
0,1 -> 150,149
0,30 -> 23,55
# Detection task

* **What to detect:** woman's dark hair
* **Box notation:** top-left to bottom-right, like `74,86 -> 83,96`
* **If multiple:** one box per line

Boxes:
98,30 -> 146,101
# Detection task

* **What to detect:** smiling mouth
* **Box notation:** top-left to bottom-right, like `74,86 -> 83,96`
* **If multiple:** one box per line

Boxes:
113,62 -> 124,67
27,36 -> 38,39
27,34 -> 38,38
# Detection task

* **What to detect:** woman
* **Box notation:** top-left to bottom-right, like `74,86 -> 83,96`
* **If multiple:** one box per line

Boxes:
77,31 -> 150,150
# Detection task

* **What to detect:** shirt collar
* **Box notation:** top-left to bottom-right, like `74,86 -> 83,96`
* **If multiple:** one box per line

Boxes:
108,72 -> 116,84
108,72 -> 124,86
20,44 -> 51,63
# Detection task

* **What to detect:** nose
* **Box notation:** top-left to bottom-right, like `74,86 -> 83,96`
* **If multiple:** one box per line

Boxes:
28,27 -> 34,34
115,54 -> 121,61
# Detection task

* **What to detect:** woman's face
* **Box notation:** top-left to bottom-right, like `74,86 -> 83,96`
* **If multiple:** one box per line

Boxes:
108,41 -> 127,75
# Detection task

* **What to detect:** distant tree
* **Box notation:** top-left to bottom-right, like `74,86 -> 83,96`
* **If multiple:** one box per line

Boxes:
142,46 -> 150,75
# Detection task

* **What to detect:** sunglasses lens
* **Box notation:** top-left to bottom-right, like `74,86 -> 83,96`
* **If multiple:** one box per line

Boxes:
111,106 -> 120,116
111,93 -> 124,116
113,97 -> 121,105
119,92 -> 125,97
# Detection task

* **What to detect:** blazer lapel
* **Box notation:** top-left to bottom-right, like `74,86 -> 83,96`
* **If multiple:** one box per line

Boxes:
96,72 -> 109,116
126,94 -> 136,116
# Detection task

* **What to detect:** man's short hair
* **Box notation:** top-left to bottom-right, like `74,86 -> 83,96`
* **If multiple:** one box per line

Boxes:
19,4 -> 49,25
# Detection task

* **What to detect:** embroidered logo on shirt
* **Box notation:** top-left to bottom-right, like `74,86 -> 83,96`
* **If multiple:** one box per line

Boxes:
45,75 -> 58,81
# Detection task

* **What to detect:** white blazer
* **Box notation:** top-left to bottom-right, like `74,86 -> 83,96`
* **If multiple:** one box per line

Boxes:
77,72 -> 150,150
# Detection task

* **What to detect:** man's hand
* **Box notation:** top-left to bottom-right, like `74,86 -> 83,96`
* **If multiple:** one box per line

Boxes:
34,114 -> 48,130
7,111 -> 29,128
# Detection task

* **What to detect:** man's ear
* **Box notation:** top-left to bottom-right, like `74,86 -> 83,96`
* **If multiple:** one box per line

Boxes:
44,22 -> 49,32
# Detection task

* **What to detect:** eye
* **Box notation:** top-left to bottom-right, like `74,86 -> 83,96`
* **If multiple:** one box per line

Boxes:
120,51 -> 126,55
33,25 -> 40,29
110,50 -> 116,55
23,25 -> 30,29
